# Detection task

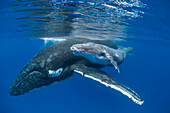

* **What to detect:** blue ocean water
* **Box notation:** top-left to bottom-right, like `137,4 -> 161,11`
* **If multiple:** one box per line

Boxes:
0,0 -> 170,113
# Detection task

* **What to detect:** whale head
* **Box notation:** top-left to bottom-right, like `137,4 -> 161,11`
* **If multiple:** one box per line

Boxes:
9,62 -> 54,96
9,57 -> 69,96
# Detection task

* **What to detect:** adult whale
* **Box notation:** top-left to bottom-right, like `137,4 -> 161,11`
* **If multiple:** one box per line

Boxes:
9,38 -> 144,105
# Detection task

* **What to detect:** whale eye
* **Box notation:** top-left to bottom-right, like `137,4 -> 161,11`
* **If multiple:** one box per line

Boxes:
99,52 -> 106,57
48,68 -> 63,78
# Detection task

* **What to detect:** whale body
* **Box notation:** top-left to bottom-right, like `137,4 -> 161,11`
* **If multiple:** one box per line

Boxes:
9,38 -> 144,105
71,42 -> 133,73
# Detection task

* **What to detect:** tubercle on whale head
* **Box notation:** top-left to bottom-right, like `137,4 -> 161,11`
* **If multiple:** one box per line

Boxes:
9,59 -> 72,96
70,42 -> 105,57
9,60 -> 60,96
70,44 -> 93,55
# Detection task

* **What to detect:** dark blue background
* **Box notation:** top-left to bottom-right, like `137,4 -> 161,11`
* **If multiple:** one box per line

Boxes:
0,0 -> 170,113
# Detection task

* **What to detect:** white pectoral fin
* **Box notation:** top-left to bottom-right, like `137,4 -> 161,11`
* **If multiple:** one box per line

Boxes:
110,60 -> 120,73
107,56 -> 120,73
72,63 -> 144,105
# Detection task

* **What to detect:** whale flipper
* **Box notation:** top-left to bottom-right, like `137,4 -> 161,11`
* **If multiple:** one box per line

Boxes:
71,62 -> 144,105
110,60 -> 120,73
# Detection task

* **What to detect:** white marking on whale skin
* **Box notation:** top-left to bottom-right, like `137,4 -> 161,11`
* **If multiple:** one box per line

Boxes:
74,70 -> 84,75
74,70 -> 144,105
39,60 -> 45,68
48,68 -> 63,78
47,55 -> 53,64
115,53 -> 119,57
47,57 -> 52,64
70,46 -> 79,54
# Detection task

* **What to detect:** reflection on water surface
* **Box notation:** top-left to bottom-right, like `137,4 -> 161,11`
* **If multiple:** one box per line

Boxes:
10,0 -> 145,40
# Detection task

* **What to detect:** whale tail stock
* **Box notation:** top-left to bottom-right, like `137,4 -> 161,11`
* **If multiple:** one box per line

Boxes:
118,46 -> 133,53
123,47 -> 133,53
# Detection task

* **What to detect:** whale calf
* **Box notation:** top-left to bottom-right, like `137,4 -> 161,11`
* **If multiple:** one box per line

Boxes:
9,38 -> 144,105
71,42 -> 133,73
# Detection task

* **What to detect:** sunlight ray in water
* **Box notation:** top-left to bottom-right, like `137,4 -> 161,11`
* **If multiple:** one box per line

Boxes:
40,37 -> 66,45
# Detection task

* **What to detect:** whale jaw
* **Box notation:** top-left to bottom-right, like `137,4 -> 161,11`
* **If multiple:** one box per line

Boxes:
9,70 -> 54,96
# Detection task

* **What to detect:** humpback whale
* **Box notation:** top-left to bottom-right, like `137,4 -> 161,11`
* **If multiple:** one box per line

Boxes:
9,38 -> 144,105
71,42 -> 133,73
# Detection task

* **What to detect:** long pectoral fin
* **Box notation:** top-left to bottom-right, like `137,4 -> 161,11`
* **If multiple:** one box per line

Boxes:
71,63 -> 144,105
111,60 -> 120,73
106,55 -> 120,73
